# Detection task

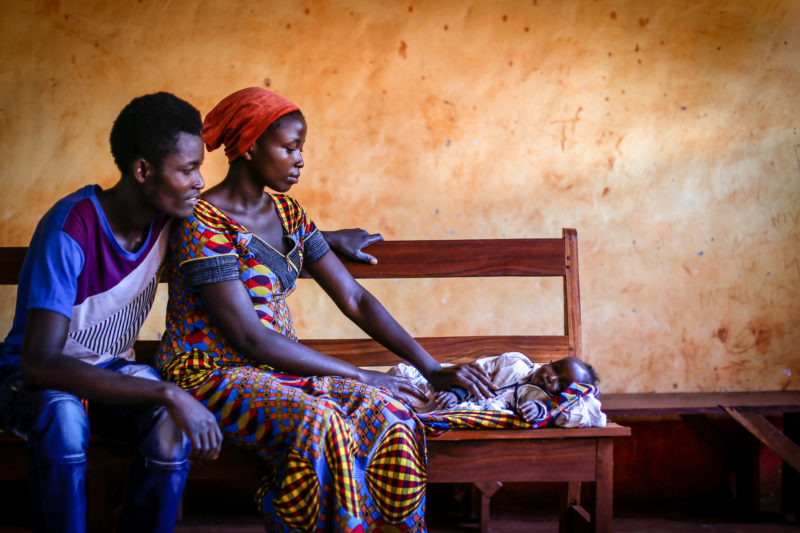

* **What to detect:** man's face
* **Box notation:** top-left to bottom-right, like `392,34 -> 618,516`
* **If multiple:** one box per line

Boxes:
143,132 -> 205,218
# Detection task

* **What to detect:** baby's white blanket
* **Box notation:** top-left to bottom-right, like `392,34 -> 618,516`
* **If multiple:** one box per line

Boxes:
389,352 -> 607,428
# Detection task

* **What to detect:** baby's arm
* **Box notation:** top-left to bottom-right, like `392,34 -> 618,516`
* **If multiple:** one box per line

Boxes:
517,400 -> 548,423
434,390 -> 458,409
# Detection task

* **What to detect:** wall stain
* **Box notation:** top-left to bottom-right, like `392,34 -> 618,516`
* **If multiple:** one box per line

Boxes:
727,318 -> 777,355
421,96 -> 459,146
543,171 -> 573,191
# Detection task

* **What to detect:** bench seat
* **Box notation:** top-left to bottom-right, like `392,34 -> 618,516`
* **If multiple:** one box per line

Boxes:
0,231 -> 630,533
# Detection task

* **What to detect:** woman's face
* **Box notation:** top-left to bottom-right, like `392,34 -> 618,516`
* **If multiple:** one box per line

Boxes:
248,114 -> 307,193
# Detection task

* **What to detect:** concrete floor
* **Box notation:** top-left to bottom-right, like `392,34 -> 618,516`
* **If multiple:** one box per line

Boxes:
169,513 -> 799,533
1,485 -> 796,533
0,509 -> 796,533
168,497 -> 800,533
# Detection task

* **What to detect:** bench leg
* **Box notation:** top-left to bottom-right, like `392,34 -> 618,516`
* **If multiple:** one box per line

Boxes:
591,439 -> 613,533
559,482 -> 584,533
782,413 -> 799,518
558,439 -> 615,533
473,481 -> 502,533
734,427 -> 760,512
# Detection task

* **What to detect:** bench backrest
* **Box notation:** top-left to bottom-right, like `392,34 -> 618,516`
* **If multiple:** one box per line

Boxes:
0,228 -> 582,367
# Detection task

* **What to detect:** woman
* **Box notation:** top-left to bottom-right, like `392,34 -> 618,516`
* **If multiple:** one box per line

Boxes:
155,87 -> 493,531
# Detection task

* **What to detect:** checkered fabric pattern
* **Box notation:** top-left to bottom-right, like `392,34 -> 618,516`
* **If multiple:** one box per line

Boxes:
156,196 -> 427,531
163,351 -> 428,531
417,382 -> 599,434
365,423 -> 426,522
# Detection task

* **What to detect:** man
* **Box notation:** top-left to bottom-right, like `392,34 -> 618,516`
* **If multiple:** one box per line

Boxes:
0,91 -> 381,532
0,92 -> 222,532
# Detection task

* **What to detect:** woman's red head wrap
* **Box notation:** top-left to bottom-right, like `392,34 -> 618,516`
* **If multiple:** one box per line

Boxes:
202,87 -> 300,162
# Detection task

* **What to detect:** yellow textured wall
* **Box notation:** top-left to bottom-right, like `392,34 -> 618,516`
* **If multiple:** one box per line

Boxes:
1,1 -> 798,393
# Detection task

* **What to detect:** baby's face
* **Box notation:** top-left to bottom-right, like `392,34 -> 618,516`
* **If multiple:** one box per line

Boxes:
530,357 -> 587,395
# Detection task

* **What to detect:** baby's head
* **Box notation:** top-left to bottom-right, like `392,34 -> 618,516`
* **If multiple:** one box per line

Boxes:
529,356 -> 598,396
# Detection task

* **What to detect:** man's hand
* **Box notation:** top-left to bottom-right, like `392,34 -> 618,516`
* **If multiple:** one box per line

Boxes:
323,229 -> 383,264
164,385 -> 222,465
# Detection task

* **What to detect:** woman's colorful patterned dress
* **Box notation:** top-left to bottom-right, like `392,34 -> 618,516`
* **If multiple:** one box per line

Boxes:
155,196 -> 427,532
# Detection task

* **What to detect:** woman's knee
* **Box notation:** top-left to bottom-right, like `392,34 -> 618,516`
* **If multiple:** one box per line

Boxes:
314,402 -> 354,448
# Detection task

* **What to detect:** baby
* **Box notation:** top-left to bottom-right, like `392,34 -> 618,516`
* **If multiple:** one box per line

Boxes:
391,352 -> 599,423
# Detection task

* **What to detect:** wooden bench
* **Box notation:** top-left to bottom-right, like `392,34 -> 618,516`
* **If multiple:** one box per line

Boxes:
0,229 -> 630,532
602,391 -> 800,517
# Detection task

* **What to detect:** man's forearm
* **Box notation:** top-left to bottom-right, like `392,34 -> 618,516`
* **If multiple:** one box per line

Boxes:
22,355 -> 177,407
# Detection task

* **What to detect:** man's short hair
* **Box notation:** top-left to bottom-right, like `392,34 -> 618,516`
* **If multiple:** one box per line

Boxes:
109,92 -> 202,173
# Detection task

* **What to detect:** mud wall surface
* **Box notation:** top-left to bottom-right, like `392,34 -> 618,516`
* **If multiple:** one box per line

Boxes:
1,1 -> 798,392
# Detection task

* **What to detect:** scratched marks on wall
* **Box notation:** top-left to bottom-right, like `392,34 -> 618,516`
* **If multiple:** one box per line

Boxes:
795,144 -> 800,173
550,107 -> 582,151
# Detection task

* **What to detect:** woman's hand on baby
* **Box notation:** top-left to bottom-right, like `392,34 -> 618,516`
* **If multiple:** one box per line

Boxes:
323,229 -> 384,264
427,363 -> 494,399
358,369 -> 428,403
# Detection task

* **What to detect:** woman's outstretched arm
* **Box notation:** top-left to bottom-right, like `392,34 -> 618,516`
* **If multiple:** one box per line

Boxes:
305,251 -> 495,398
196,278 -> 426,402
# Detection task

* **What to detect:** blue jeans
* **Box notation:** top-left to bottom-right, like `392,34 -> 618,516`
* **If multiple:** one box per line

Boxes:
0,359 -> 190,533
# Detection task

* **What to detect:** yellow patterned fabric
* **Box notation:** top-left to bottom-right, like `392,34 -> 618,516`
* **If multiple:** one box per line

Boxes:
156,197 -> 428,532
